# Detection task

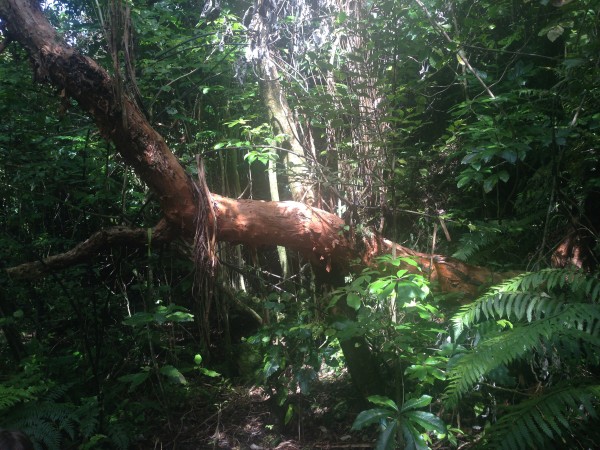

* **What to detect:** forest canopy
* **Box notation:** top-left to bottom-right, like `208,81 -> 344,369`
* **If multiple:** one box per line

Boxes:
0,0 -> 599,448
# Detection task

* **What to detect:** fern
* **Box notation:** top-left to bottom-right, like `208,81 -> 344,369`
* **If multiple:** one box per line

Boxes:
445,268 -> 600,448
446,303 -> 600,406
2,381 -> 103,450
453,227 -> 503,262
452,268 -> 600,337
453,217 -> 537,263
484,383 -> 600,450
8,397 -> 78,450
0,385 -> 35,410
106,421 -> 131,450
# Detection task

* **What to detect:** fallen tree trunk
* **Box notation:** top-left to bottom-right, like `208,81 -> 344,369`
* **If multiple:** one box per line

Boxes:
0,0 -> 509,296
0,0 -> 517,400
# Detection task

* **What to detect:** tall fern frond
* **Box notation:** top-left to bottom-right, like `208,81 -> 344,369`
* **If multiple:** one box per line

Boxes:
446,303 -> 600,406
484,383 -> 600,450
452,269 -> 600,337
446,268 -> 600,448
0,385 -> 35,410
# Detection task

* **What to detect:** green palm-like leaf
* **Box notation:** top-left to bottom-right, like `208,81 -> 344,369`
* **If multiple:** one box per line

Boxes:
485,384 -> 600,450
446,303 -> 600,406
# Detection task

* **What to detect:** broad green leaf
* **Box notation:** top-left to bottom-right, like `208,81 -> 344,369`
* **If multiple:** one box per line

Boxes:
405,365 -> 428,381
122,312 -> 154,327
376,420 -> 398,450
483,175 -> 497,193
369,278 -> 392,293
457,176 -> 470,189
200,368 -> 220,377
399,257 -> 420,268
546,25 -> 564,42
367,395 -> 399,411
396,269 -> 408,278
118,368 -> 150,392
499,150 -> 517,163
401,395 -> 432,412
402,421 -> 429,450
397,282 -> 425,300
284,404 -> 294,425
404,410 -> 446,434
347,292 -> 361,310
165,311 -> 194,322
160,365 -> 187,385
351,408 -> 390,430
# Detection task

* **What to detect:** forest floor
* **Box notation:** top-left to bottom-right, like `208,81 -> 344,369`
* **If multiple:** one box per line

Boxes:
146,372 -> 380,450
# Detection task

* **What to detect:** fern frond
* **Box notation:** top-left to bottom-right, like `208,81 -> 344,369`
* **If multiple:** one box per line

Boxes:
4,382 -> 95,450
107,421 -> 131,450
453,228 -> 503,262
445,304 -> 600,406
485,383 -> 600,450
43,382 -> 74,402
24,419 -> 62,450
0,385 -> 35,411
452,269 -> 600,337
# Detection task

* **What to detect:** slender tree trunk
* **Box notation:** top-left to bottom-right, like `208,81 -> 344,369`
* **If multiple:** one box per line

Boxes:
247,0 -> 315,206
268,159 -> 290,278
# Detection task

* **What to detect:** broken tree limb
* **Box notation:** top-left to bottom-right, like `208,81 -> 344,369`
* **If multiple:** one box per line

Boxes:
0,0 -> 514,298
6,221 -> 175,280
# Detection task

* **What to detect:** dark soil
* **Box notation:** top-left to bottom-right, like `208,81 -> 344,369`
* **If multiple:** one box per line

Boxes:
144,373 -> 378,450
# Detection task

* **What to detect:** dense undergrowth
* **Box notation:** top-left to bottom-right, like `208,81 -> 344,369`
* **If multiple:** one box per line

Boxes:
2,0 -> 600,448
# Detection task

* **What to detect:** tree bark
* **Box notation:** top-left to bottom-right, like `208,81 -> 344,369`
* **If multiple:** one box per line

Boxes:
0,0 -> 508,294
0,0 -> 514,401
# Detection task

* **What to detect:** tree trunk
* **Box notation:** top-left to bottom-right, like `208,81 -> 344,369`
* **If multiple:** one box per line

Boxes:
246,0 -> 315,205
0,0 -> 515,401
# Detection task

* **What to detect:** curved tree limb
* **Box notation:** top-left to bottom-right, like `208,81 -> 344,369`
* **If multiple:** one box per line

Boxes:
6,221 -> 176,280
0,0 -> 198,234
0,0 -> 514,300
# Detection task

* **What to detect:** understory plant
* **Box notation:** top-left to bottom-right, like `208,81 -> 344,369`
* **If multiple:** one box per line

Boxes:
334,255 -> 455,449
446,268 -> 600,449
351,394 -> 447,450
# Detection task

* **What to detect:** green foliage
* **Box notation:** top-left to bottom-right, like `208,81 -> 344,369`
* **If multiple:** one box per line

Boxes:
326,256 -> 455,446
2,0 -> 600,447
445,268 -> 600,447
0,366 -> 116,449
0,384 -> 37,410
352,395 -> 447,450
451,268 -> 600,338
244,296 -> 328,424
486,383 -> 600,450
329,255 -> 430,312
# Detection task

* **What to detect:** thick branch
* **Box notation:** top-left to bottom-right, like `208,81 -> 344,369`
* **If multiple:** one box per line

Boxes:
213,194 -> 509,297
6,221 -> 175,280
0,0 -> 198,233
0,0 -> 514,298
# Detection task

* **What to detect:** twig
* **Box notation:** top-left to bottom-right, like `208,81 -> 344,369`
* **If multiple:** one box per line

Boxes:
413,0 -> 496,99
